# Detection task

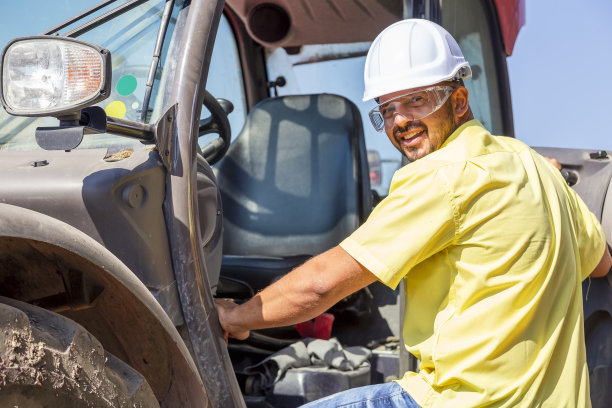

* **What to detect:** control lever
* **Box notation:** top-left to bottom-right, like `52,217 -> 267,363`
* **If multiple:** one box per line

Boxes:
560,169 -> 578,186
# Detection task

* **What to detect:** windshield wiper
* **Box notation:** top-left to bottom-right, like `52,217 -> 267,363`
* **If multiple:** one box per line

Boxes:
140,0 -> 175,122
65,0 -> 149,38
42,0 -> 119,35
41,0 -> 149,38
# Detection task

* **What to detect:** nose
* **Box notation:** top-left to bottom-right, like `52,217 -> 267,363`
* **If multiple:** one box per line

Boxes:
384,112 -> 411,135
384,112 -> 410,134
393,111 -> 411,127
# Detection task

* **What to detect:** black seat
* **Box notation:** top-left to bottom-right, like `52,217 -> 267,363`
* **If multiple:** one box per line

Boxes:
215,93 -> 372,296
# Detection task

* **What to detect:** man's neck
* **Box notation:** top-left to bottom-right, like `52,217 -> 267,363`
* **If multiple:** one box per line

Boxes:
456,109 -> 474,128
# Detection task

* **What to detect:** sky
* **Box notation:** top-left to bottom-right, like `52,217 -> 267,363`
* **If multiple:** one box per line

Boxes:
507,0 -> 612,150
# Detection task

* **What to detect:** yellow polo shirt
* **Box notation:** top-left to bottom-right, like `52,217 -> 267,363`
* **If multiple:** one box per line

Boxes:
341,120 -> 605,407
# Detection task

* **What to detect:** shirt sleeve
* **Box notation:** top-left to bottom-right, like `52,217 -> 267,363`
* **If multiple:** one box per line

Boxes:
340,165 -> 457,290
567,186 -> 606,280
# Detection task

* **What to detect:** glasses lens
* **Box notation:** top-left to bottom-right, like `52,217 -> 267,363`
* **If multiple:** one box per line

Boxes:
369,86 -> 453,132
368,110 -> 384,132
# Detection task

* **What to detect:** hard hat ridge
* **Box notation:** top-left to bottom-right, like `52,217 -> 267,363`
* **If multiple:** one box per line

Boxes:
363,19 -> 472,102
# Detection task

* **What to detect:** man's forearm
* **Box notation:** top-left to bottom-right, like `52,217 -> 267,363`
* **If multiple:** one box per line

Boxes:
220,246 -> 377,337
231,267 -> 331,331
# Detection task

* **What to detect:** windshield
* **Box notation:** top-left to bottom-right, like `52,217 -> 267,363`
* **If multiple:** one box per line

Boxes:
0,0 -> 185,153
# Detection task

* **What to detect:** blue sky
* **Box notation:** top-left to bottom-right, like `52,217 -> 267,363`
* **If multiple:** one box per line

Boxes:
507,0 -> 611,150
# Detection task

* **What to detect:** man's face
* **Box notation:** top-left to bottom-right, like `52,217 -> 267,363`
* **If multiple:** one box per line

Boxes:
381,85 -> 458,161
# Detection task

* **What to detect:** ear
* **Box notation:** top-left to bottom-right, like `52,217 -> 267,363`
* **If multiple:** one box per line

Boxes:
451,87 -> 470,119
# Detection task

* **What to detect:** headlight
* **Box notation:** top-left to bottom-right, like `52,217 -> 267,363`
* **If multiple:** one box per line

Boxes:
0,36 -> 111,117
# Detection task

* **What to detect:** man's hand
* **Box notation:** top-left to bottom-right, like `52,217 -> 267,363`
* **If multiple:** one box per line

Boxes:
215,298 -> 250,341
544,156 -> 562,170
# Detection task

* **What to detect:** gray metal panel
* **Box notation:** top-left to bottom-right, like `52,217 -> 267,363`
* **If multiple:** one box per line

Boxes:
0,149 -> 176,290
532,147 -> 612,220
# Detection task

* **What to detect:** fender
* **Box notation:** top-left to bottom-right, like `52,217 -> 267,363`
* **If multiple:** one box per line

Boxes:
0,203 -> 208,406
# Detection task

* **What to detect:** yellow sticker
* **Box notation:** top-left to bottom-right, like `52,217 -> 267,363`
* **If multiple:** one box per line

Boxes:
105,100 -> 127,118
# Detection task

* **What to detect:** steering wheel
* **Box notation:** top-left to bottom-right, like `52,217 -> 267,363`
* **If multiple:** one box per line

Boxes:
199,90 -> 232,166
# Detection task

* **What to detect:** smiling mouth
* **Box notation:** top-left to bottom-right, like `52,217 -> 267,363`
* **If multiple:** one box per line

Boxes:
397,128 -> 426,145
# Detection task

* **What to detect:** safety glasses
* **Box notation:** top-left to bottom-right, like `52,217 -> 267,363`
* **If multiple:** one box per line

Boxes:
368,86 -> 455,132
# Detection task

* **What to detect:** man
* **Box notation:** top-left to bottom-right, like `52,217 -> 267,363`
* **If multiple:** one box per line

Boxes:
215,19 -> 611,407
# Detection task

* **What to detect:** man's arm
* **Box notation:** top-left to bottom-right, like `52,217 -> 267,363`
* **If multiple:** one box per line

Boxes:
215,246 -> 377,340
590,244 -> 612,278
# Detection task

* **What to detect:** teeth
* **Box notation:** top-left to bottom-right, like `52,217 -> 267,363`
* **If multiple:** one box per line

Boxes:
402,129 -> 423,139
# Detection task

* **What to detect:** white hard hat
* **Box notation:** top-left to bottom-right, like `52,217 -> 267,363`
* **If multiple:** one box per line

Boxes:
363,19 -> 472,101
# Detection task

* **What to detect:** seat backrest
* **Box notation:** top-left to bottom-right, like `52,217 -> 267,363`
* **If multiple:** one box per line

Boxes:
215,94 -> 371,257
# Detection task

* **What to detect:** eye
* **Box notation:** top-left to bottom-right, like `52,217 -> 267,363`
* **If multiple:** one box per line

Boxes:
407,94 -> 427,106
381,105 -> 395,118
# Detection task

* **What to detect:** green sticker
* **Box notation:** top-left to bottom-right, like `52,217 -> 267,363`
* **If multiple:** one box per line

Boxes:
117,75 -> 138,96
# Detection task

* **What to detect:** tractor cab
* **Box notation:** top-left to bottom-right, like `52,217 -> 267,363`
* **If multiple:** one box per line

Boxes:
0,1 -> 609,407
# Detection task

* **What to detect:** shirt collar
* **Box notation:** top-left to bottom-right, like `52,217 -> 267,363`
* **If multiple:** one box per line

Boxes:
439,119 -> 484,150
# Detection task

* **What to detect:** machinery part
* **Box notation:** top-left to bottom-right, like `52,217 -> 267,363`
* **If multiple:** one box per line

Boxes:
0,203 -> 208,406
199,90 -> 232,166
163,0 -> 245,405
362,18 -> 472,101
247,3 -> 291,44
0,296 -> 159,407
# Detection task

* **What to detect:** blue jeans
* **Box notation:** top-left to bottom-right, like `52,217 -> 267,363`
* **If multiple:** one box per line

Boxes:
300,381 -> 420,408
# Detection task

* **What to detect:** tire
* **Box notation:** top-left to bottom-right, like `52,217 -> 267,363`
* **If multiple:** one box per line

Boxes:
0,296 -> 159,407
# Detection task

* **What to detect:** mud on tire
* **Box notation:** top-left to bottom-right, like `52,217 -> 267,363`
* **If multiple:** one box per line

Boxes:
0,296 -> 159,407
